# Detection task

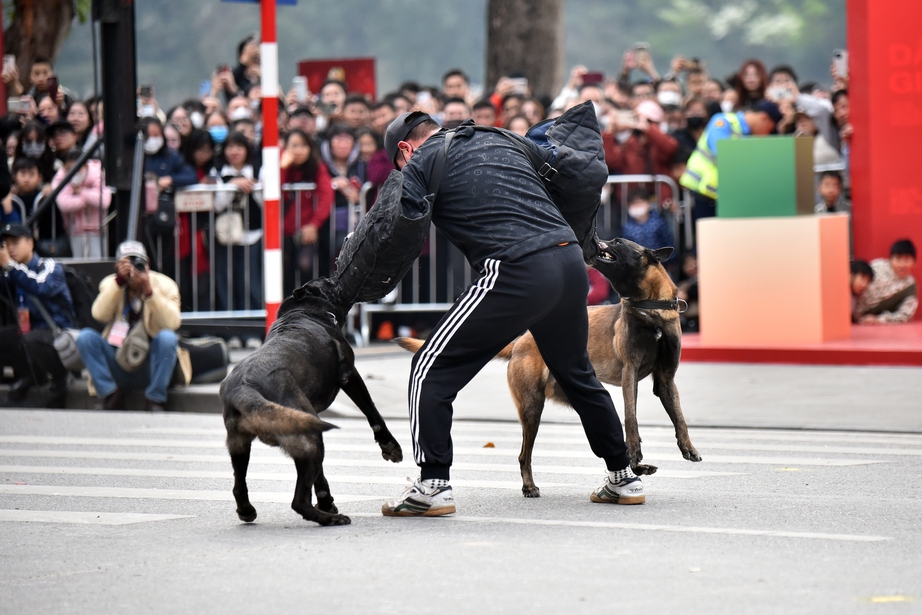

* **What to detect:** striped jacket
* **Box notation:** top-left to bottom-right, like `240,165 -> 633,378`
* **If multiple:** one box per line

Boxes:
3,254 -> 73,329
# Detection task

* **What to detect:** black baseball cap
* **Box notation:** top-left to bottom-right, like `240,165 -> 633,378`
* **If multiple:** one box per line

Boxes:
47,120 -> 76,137
290,105 -> 314,118
753,100 -> 783,125
384,111 -> 433,166
1,223 -> 31,239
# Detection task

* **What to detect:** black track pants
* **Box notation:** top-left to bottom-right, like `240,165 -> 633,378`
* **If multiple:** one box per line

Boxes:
408,243 -> 630,480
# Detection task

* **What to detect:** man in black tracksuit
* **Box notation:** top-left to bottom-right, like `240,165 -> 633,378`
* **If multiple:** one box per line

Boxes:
381,112 -> 644,517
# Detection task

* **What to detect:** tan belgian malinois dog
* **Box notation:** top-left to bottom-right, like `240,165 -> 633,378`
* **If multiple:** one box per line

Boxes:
397,238 -> 700,497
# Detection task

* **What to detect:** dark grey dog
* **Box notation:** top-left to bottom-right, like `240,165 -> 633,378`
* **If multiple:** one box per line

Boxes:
220,279 -> 402,526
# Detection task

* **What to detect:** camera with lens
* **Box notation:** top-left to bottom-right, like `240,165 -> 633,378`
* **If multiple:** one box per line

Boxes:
129,255 -> 148,272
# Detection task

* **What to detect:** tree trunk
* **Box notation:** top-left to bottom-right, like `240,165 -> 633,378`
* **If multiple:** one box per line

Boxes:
486,0 -> 564,102
4,0 -> 76,90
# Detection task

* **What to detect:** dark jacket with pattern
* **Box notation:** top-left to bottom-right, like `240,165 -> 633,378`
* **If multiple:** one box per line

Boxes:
399,124 -> 575,271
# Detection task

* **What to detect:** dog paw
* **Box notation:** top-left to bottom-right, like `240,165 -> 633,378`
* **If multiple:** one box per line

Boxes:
682,447 -> 702,462
633,463 -> 658,476
236,505 -> 257,523
522,485 -> 541,498
379,440 -> 403,463
322,514 -> 351,526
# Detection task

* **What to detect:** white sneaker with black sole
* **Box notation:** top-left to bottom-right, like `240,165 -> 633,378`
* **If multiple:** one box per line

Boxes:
590,467 -> 645,505
382,478 -> 456,517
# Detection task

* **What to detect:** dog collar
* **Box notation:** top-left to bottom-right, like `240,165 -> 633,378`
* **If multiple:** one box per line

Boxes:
624,298 -> 688,313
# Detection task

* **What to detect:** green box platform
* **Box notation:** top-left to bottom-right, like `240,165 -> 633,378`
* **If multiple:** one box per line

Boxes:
717,136 -> 814,218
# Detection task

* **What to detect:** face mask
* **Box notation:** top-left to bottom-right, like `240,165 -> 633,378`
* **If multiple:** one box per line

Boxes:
657,91 -> 682,108
229,106 -> 252,121
143,136 -> 163,154
139,104 -> 157,118
686,116 -> 706,130
209,126 -> 228,144
70,171 -> 87,186
720,100 -> 735,114
22,141 -> 45,159
628,204 -> 650,219
249,99 -> 261,111
591,102 -> 603,121
190,111 -> 204,129
616,130 -> 632,144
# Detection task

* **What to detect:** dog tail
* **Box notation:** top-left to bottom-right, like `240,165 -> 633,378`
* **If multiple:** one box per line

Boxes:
396,335 -> 515,362
393,337 -> 424,353
226,387 -> 337,437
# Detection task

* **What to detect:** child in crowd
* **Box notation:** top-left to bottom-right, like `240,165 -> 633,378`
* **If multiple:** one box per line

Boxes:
620,188 -> 676,270
815,171 -> 850,214
854,239 -> 918,324
52,149 -> 111,258
849,260 -> 874,322
8,158 -> 43,224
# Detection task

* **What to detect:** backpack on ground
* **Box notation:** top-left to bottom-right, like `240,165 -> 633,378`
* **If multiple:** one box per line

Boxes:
178,336 -> 230,384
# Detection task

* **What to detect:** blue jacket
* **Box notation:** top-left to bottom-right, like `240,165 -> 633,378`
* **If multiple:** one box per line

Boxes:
144,147 -> 197,188
4,254 -> 74,329
621,210 -> 676,262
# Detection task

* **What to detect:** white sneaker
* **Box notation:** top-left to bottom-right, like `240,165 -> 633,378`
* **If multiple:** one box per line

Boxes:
245,337 -> 262,350
227,336 -> 243,349
382,478 -> 456,517
590,469 -> 645,505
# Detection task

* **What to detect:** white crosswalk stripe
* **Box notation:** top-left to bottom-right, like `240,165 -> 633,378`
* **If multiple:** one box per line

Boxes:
0,417 -> 913,541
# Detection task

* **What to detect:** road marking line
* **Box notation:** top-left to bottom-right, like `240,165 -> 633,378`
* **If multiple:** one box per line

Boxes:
0,447 -> 885,467
0,466 -> 566,490
0,510 -> 193,525
0,452 -> 742,477
0,484 -> 380,504
122,423 -> 922,447
0,436 -> 906,461
350,513 -> 892,542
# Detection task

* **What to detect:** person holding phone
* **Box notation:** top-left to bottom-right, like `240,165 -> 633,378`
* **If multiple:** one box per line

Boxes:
75,241 -> 191,412
24,57 -> 70,110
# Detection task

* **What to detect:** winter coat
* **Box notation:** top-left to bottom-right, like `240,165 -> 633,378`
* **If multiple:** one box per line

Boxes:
51,159 -> 112,236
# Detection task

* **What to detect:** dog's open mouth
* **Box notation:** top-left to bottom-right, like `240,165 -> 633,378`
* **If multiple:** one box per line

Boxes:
595,243 -> 617,262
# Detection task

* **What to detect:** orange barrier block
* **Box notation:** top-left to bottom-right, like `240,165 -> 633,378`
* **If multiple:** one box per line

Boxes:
697,214 -> 851,346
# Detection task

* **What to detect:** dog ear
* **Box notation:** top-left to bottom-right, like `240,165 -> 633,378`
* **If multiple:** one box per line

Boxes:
651,247 -> 674,263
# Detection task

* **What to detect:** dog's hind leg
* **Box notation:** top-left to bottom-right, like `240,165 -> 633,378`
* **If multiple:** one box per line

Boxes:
227,431 -> 258,522
516,389 -> 546,498
339,367 -> 403,463
653,372 -> 701,463
314,469 -> 338,514
291,453 -> 351,526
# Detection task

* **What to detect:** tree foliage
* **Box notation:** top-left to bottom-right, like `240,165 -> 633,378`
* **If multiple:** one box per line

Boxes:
47,0 -> 845,107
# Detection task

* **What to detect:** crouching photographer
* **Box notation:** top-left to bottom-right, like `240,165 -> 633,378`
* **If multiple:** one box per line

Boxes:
76,241 -> 191,412
0,223 -> 74,408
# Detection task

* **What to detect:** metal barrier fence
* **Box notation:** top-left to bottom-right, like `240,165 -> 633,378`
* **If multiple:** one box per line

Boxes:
356,174 -> 689,345
169,182 -> 370,345
169,160 -> 846,332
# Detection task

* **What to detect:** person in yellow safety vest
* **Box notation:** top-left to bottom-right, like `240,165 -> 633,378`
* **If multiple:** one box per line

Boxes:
680,100 -> 782,204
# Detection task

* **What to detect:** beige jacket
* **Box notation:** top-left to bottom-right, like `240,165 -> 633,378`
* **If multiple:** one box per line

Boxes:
87,271 -> 192,395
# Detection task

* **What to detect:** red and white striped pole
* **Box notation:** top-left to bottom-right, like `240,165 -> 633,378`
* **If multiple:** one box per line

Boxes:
260,0 -> 282,332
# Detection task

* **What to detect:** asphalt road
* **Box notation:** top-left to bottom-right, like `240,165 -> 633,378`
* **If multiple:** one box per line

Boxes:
2,399 -> 921,614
